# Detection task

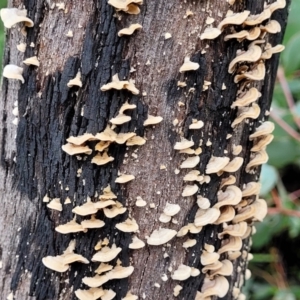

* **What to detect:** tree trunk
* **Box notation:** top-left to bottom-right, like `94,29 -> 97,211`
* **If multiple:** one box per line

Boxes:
0,0 -> 290,299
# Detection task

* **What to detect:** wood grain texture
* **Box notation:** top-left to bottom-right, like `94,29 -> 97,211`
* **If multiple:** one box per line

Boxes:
0,0 -> 290,299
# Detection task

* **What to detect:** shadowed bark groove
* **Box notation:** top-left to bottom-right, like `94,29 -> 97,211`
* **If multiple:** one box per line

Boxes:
0,0 -> 290,299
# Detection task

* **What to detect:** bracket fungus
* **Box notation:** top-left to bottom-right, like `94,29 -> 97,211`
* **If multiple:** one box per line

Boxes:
0,8 -> 34,28
182,184 -> 198,197
231,87 -> 262,108
206,156 -> 230,174
182,238 -> 197,249
67,133 -> 96,145
220,175 -> 237,188
75,288 -> 105,300
171,264 -> 192,281
213,205 -> 236,225
214,186 -> 242,209
261,44 -> 285,60
115,174 -> 135,183
242,182 -> 261,197
220,157 -> 244,173
118,23 -> 142,36
143,115 -> 163,126
231,103 -> 261,128
260,20 -> 281,34
177,223 -> 202,237
163,203 -> 181,216
67,71 -> 82,88
198,276 -> 229,298
95,125 -> 117,142
81,216 -> 105,229
218,10 -> 250,30
244,8 -> 271,26
234,61 -> 266,83
194,208 -> 221,226
62,143 -> 92,155
47,198 -> 62,211
92,152 -> 114,165
92,244 -> 122,262
267,0 -> 286,13
218,222 -> 248,238
103,203 -> 127,218
55,219 -> 86,234
174,138 -> 194,150
218,236 -> 242,254
126,135 -> 146,146
249,121 -> 275,139
200,27 -> 221,40
251,134 -> 274,151
197,196 -> 211,209
245,149 -> 269,172
23,56 -> 40,67
99,185 -> 117,200
209,260 -> 233,277
3,64 -> 24,83
189,120 -> 204,129
180,156 -> 200,169
200,251 -> 220,266
72,201 -> 98,216
179,57 -> 200,73
129,236 -> 145,249
101,74 -> 139,95
110,114 -> 131,125
116,218 -> 139,232
183,170 -> 201,181
147,228 -> 177,245
108,0 -> 143,14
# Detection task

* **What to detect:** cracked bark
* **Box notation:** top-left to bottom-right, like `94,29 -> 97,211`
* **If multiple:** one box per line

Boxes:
0,0 -> 290,299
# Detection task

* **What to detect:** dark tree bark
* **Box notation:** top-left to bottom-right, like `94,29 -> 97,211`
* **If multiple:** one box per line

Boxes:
0,0 -> 290,299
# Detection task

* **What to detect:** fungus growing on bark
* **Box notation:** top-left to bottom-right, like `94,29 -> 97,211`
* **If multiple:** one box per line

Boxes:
245,149 -> 268,172
17,42 -> 26,52
102,289 -> 116,300
62,143 -> 92,155
232,145 -> 242,156
194,208 -> 221,226
242,182 -> 261,197
126,136 -> 146,146
143,115 -> 163,126
81,215 -> 105,229
220,175 -> 236,188
179,57 -> 200,72
179,148 -> 195,155
116,218 -> 139,232
249,121 -> 275,139
115,174 -> 135,183
182,239 -> 197,249
23,56 -> 40,67
177,223 -> 202,237
118,23 -> 142,36
182,184 -> 198,197
220,157 -> 244,173
209,260 -> 233,277
200,27 -> 221,40
171,264 -> 192,281
214,205 -> 236,224
122,291 -> 138,300
218,236 -> 242,254
267,0 -> 286,13
103,203 -> 127,218
261,44 -> 285,60
3,64 -> 24,83
200,251 -> 220,266
206,156 -> 230,174
198,276 -> 229,298
189,120 -> 204,129
101,74 -> 139,94
47,198 -> 62,211
173,285 -> 183,297
260,20 -> 281,33
174,138 -> 194,150
0,8 -> 34,28
95,125 -> 117,142
110,114 -> 131,125
99,185 -> 117,200
95,141 -> 111,152
183,170 -> 200,181
228,45 -> 262,74
129,236 -> 145,249
214,186 -> 242,209
92,244 -> 122,262
147,228 -> 177,245
234,61 -> 266,83
72,200 -> 97,216
108,265 -> 134,280
115,132 -> 136,144
92,152 -> 114,165
218,10 -> 250,30
95,263 -> 113,275
75,288 -> 104,300
67,133 -> 96,145
163,203 -> 181,216
251,134 -> 274,151
67,71 -> 82,88
82,274 -> 110,288
108,0 -> 142,14
55,219 -> 86,234
243,9 -> 272,26
197,196 -> 211,209
231,103 -> 261,128
231,87 -> 262,108
218,222 -> 248,238
180,156 -> 200,169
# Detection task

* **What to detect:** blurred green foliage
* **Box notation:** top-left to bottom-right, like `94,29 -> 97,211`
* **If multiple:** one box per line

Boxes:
0,0 -> 7,70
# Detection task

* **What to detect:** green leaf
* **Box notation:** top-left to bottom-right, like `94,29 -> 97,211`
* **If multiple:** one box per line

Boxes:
282,32 -> 300,75
260,164 -> 278,196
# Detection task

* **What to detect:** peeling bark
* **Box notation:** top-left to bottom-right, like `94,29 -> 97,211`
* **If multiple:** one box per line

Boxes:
0,0 -> 290,300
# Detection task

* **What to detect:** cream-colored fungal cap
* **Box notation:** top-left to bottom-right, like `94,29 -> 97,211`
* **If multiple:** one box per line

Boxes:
209,259 -> 233,277
200,251 -> 220,265
171,264 -> 192,281
251,134 -> 274,152
95,125 -> 117,142
110,114 -> 131,125
180,148 -> 195,155
67,133 -> 96,145
72,201 -> 97,216
189,120 -> 204,129
267,0 -> 286,13
82,274 -> 110,288
81,215 -> 105,229
115,132 -> 136,144
261,44 -> 285,60
0,8 -> 34,28
92,244 -> 122,262
202,261 -> 223,273
234,60 -> 266,83
213,205 -> 235,224
115,174 -> 135,183
67,71 -> 82,88
75,288 -> 105,300
116,218 -> 139,232
218,10 -> 250,30
3,64 -> 25,83
99,185 -> 117,200
194,208 -> 221,226
183,170 -> 200,181
206,156 -> 230,174
119,101 -> 137,114
199,276 -> 229,298
17,42 -> 26,52
122,291 -> 138,300
95,263 -> 113,275
101,74 -> 139,95
103,204 -> 127,218
249,121 -> 275,139
126,135 -> 146,146
231,87 -> 262,108
108,0 -> 142,13
118,23 -> 142,36
261,20 -> 281,33
197,196 -> 211,209
218,222 -> 248,238
108,265 -> 134,280
228,45 -> 262,74
179,57 -> 200,73
42,255 -> 68,273
143,115 -> 163,126
214,186 -> 242,209
147,228 -> 177,245
55,219 -> 85,234
221,157 -> 244,173
92,152 -> 114,165
244,8 -> 271,26
246,149 -> 268,172
220,175 -> 236,188
129,236 -> 145,249
95,141 -> 111,152
23,56 -> 40,67
62,143 -> 92,155
47,198 -> 62,211
200,27 -> 221,40
242,182 -> 261,197
182,238 -> 197,249
218,236 -> 242,254
173,285 -> 183,297
231,103 -> 261,128
180,156 -> 200,169
182,184 -> 198,197
177,223 -> 202,237
174,138 -> 194,150
163,203 -> 181,216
